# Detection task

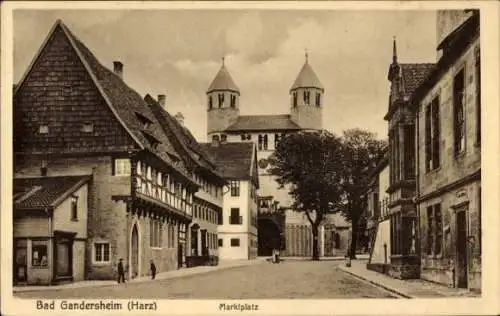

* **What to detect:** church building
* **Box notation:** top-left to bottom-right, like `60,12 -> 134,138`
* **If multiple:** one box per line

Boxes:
205,54 -> 350,257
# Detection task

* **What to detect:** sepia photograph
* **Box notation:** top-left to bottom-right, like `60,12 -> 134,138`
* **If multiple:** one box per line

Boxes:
1,1 -> 499,315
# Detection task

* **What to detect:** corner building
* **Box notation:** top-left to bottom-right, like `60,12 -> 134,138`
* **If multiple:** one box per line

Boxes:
205,55 -> 350,257
13,20 -> 206,280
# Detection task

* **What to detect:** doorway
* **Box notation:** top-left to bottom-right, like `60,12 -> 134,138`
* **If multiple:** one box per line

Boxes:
131,224 -> 139,278
456,209 -> 468,288
53,233 -> 74,281
258,218 -> 281,256
14,239 -> 27,284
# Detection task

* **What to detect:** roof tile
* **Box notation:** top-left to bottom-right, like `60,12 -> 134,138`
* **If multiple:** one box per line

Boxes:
226,114 -> 302,132
14,175 -> 90,210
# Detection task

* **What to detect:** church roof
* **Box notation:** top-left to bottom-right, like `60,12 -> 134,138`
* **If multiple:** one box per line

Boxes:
290,57 -> 324,91
225,114 -> 302,132
207,61 -> 240,94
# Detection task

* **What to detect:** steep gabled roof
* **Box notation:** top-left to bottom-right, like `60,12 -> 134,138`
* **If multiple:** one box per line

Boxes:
14,20 -> 193,181
225,114 -> 302,132
400,63 -> 436,97
207,62 -> 239,94
200,142 -> 257,186
290,58 -> 324,91
14,175 -> 90,211
145,95 -> 225,182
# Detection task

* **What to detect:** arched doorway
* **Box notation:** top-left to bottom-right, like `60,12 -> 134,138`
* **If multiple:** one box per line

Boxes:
190,223 -> 200,256
258,218 -> 281,256
131,224 -> 139,279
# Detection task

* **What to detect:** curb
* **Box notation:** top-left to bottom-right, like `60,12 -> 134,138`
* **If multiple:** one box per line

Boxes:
14,260 -> 264,294
338,265 -> 412,299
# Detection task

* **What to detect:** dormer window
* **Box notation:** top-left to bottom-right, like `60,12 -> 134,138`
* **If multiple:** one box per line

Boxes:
315,92 -> 321,106
293,92 -> 298,107
142,131 -> 160,150
82,123 -> 94,133
218,93 -> 224,108
39,125 -> 49,134
230,95 -> 236,108
135,112 -> 153,129
70,195 -> 78,221
303,90 -> 310,105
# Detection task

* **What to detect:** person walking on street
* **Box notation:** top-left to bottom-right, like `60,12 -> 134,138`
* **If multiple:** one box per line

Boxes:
117,258 -> 126,283
150,260 -> 156,280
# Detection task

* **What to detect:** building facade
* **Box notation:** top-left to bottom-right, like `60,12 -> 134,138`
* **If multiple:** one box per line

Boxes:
13,20 -> 223,281
205,55 -> 350,258
415,11 -> 481,291
384,38 -> 435,279
366,155 -> 392,273
13,176 -> 89,285
201,142 -> 259,260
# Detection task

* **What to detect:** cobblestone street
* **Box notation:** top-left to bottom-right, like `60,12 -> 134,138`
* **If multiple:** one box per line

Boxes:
15,260 -> 395,299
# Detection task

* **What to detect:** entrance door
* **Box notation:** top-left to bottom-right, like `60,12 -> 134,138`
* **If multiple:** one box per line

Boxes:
14,240 -> 27,283
456,209 -> 468,288
191,228 -> 199,256
131,224 -> 139,278
55,239 -> 72,278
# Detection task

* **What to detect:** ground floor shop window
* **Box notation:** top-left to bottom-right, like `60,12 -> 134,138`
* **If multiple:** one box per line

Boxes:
32,240 -> 48,267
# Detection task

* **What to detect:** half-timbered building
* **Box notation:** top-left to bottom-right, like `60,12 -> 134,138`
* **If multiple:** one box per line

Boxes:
13,20 -> 201,280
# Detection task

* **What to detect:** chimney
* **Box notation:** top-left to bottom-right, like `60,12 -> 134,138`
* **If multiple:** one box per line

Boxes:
113,61 -> 123,79
158,94 -> 166,108
174,112 -> 185,126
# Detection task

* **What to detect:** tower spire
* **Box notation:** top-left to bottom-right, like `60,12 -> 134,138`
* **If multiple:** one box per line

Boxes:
222,55 -> 225,66
392,36 -> 398,64
305,48 -> 309,64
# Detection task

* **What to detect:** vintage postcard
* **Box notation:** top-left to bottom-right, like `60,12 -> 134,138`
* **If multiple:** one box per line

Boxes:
1,1 -> 499,315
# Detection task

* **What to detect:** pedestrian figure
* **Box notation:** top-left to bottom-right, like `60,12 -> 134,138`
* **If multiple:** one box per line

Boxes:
150,260 -> 156,280
117,258 -> 126,283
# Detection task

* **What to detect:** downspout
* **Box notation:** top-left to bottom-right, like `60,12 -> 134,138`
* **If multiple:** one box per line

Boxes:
415,105 -> 421,267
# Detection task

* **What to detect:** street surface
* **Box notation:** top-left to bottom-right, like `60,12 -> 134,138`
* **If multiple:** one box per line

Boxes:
16,260 -> 395,299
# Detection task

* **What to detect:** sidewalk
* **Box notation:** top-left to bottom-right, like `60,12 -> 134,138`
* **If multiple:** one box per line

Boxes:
13,258 -> 265,293
338,260 -> 480,298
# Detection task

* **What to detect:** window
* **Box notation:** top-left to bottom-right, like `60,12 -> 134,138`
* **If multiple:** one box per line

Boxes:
230,208 -> 242,225
303,90 -> 310,105
404,125 -> 416,179
113,158 -> 131,176
241,134 -> 246,141
221,134 -> 227,142
82,123 -> 93,133
425,96 -> 441,171
150,219 -> 162,248
453,68 -> 466,155
218,238 -> 223,247
475,46 -> 481,144
212,135 -> 220,143
390,213 -> 402,255
274,134 -> 281,149
208,96 -> 213,109
230,180 -> 240,196
426,204 -> 442,256
315,92 -> 321,106
31,242 -> 48,267
263,134 -> 268,150
240,134 -> 251,141
230,238 -> 240,247
218,93 -> 224,108
258,135 -> 263,150
389,128 -> 400,184
292,92 -> 297,107
230,95 -> 236,108
39,125 -> 49,134
94,242 -> 110,263
70,195 -> 78,221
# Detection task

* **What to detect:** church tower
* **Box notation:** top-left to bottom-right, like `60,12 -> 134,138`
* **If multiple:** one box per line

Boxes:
289,53 -> 324,130
206,58 -> 240,141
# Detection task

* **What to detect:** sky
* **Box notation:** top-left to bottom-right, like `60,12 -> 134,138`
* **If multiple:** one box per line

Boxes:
13,9 -> 438,142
